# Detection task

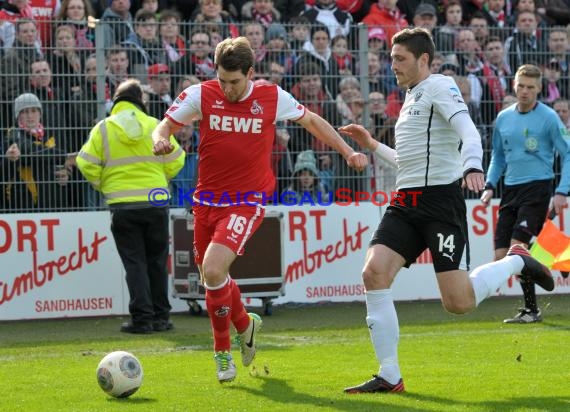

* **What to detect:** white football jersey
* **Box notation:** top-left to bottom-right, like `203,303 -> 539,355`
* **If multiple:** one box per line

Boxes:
395,74 -> 470,190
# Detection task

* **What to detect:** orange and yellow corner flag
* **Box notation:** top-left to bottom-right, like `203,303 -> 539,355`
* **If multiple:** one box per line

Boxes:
530,219 -> 570,271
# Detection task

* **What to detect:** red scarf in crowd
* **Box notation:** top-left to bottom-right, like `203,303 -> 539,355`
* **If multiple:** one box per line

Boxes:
488,9 -> 505,27
31,83 -> 54,100
332,53 -> 352,72
251,8 -> 273,28
482,62 -> 506,114
19,121 -> 45,141
163,37 -> 186,62
191,55 -> 215,78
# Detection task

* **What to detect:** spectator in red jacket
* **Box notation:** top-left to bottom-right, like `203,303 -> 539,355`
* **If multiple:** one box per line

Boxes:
361,0 -> 408,48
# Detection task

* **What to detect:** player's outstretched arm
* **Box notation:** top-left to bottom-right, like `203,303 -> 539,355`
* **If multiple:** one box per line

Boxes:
296,110 -> 368,171
338,124 -> 377,150
339,124 -> 397,167
152,118 -> 181,155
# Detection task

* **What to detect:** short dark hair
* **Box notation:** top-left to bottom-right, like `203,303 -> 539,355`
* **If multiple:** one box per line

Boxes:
549,26 -> 568,37
331,34 -> 347,47
113,78 -> 147,114
30,58 -> 50,70
483,36 -> 502,49
214,36 -> 254,75
445,0 -> 462,10
57,0 -> 94,20
553,98 -> 570,106
16,18 -> 36,32
190,29 -> 210,42
134,9 -> 156,23
515,10 -> 537,22
392,27 -> 435,66
298,62 -> 321,77
310,22 -> 329,41
243,20 -> 264,33
470,11 -> 488,22
106,44 -> 127,59
159,9 -> 181,22
289,15 -> 310,26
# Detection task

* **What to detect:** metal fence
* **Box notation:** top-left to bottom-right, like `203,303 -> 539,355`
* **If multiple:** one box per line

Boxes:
0,19 -> 567,212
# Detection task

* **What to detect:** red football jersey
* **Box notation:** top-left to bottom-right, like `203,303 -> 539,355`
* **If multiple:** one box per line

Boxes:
166,80 -> 305,205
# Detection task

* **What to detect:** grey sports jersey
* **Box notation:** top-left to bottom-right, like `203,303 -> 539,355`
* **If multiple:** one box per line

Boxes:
394,74 -> 480,189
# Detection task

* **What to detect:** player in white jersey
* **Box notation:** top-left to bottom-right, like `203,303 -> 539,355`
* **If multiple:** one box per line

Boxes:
340,27 -> 555,394
392,74 -> 482,189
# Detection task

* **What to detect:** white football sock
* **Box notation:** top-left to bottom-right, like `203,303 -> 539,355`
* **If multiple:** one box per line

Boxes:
365,289 -> 401,384
470,255 -> 524,306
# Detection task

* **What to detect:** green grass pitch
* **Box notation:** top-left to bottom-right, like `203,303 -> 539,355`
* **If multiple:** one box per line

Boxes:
1,296 -> 569,412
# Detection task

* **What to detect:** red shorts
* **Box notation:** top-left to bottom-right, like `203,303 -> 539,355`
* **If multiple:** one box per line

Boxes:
192,204 -> 265,264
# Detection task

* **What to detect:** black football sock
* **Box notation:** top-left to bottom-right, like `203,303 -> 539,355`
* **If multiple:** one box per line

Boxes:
521,281 -> 538,313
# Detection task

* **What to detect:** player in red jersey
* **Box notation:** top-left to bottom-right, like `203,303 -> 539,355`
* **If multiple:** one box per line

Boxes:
152,36 -> 367,382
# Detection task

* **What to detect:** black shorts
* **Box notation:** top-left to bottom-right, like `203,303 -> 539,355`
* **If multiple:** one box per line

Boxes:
370,180 -> 469,272
494,180 -> 552,249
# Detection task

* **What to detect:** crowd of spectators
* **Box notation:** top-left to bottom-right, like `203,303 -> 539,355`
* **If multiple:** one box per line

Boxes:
1,0 -> 570,211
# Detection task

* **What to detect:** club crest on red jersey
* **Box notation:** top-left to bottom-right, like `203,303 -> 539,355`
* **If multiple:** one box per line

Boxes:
251,100 -> 263,115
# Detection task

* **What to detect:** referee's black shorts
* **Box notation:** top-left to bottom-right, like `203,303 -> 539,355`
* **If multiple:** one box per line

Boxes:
371,180 -> 469,272
494,180 -> 552,249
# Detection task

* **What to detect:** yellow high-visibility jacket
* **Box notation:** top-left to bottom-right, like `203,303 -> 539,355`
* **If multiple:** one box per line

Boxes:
77,101 -> 185,205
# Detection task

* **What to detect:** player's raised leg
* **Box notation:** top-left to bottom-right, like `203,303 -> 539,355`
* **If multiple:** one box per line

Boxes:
228,276 -> 263,366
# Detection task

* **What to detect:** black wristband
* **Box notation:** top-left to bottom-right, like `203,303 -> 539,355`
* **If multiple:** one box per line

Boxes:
555,192 -> 567,196
463,168 -> 483,179
484,182 -> 495,190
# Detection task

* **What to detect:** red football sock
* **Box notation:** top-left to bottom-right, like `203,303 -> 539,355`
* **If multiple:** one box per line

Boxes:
205,280 -> 232,352
229,277 -> 250,333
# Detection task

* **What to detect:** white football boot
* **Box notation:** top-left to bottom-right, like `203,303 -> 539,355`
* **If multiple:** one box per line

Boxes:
237,313 -> 262,367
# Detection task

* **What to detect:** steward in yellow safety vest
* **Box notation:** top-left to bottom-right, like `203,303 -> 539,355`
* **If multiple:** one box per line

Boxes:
76,79 -> 185,334
77,79 -> 184,206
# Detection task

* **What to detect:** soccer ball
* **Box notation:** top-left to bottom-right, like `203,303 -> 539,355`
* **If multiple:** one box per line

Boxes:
96,351 -> 143,398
